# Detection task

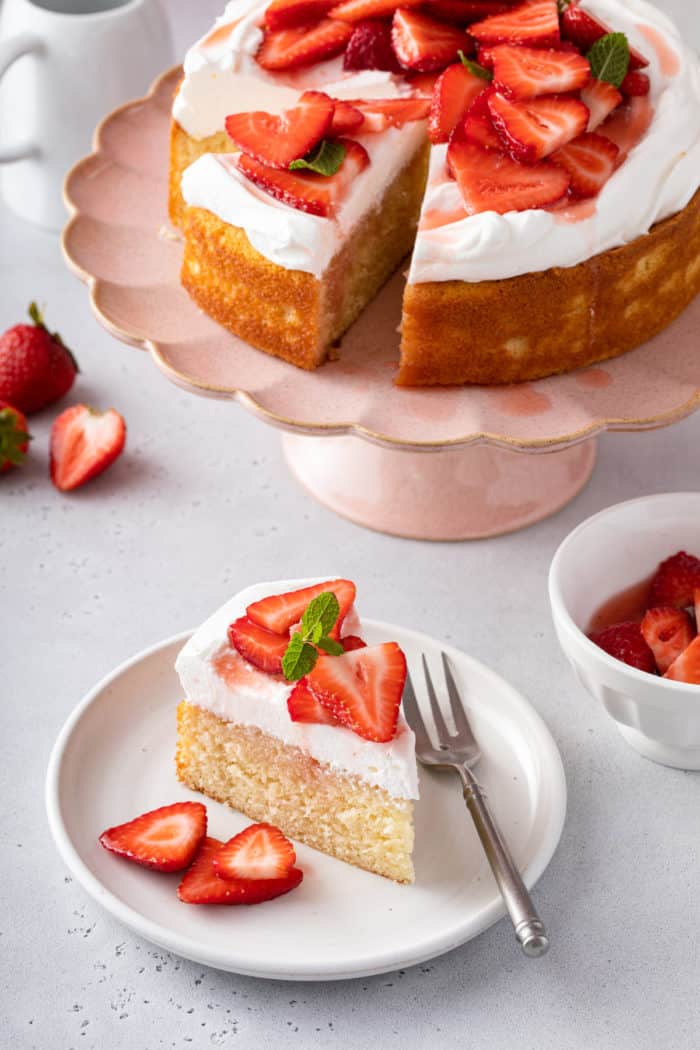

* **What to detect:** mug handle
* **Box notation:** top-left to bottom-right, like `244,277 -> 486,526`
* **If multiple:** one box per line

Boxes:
0,33 -> 43,163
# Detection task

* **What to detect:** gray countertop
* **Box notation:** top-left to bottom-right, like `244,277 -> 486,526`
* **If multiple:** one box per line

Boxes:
2,1 -> 699,1046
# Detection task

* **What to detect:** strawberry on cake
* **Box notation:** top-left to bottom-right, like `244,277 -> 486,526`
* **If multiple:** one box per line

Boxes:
175,579 -> 418,883
170,0 -> 700,383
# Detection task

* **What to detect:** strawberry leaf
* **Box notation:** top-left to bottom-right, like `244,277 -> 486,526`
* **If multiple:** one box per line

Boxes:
0,407 -> 30,467
458,51 -> 492,81
289,139 -> 346,177
587,32 -> 629,88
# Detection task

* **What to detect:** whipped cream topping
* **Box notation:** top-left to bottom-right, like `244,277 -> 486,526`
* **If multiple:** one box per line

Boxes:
409,0 -> 700,283
175,579 -> 419,800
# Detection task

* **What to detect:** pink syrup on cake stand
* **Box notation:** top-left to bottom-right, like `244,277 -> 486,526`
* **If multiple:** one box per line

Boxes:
61,68 -> 700,540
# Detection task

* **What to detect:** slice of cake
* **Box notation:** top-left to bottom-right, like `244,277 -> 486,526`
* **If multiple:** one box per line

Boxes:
175,578 -> 418,883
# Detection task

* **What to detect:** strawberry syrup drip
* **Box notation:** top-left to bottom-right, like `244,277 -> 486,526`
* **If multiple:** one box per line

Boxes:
636,24 -> 680,77
201,21 -> 240,49
419,205 -> 468,229
586,574 -> 654,634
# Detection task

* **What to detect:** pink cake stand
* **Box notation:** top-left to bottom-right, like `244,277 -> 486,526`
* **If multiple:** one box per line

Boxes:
62,68 -> 700,540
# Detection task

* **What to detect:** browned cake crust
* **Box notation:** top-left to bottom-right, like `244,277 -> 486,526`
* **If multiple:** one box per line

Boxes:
398,187 -> 700,386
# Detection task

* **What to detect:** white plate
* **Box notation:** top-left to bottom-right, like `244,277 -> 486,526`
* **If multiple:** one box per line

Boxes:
46,622 -> 566,980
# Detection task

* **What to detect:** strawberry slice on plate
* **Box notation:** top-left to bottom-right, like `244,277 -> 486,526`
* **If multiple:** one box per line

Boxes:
560,1 -> 648,70
225,91 -> 334,169
178,837 -> 304,904
447,135 -> 570,213
343,19 -> 402,71
664,635 -> 700,685
288,677 -> 343,724
341,634 -> 367,651
640,607 -> 695,675
329,99 -> 365,133
392,9 -> 473,72
429,1 -> 516,25
649,552 -> 700,609
588,621 -> 656,673
304,641 -> 407,742
580,77 -> 622,131
247,578 -> 356,636
491,44 -> 590,99
257,18 -> 352,70
331,0 -> 422,21
349,97 -> 431,130
228,616 -> 290,674
265,0 -> 337,30
428,62 -> 488,143
50,404 -> 126,492
550,131 -> 618,197
236,138 -> 370,217
213,823 -> 296,881
468,0 -> 560,48
488,91 -> 589,161
99,802 -> 207,872
458,86 -> 503,149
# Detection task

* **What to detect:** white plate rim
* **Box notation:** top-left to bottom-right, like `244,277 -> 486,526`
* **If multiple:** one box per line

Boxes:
46,622 -> 567,980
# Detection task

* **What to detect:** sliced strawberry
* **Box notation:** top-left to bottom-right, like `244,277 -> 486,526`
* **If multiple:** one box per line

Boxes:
550,131 -> 618,197
341,635 -> 367,651
447,135 -> 569,213
225,91 -> 334,170
695,589 -> 700,629
330,99 -> 365,133
428,62 -> 488,143
491,44 -> 589,99
50,404 -> 126,493
406,70 -> 442,96
392,9 -> 473,72
620,70 -> 650,97
247,578 -> 356,637
648,552 -> 700,609
99,802 -> 207,872
429,1 -> 515,25
257,19 -> 352,71
228,616 -> 290,674
560,1 -> 648,70
580,77 -> 622,131
477,45 -> 495,68
664,635 -> 700,685
343,19 -> 402,70
213,823 -> 296,881
588,621 -> 656,673
640,606 -> 695,675
468,0 -> 560,48
304,641 -> 407,742
458,85 -> 503,148
265,0 -> 337,30
488,91 -> 588,161
236,138 -> 370,217
288,677 -> 343,724
348,97 -> 430,129
177,837 -> 304,904
331,0 -> 421,20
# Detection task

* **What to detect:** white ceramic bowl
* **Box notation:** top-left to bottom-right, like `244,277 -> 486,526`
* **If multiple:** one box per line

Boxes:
549,492 -> 700,769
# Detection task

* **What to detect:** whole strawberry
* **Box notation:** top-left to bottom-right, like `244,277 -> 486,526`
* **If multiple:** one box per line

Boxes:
0,401 -> 31,473
0,303 -> 78,414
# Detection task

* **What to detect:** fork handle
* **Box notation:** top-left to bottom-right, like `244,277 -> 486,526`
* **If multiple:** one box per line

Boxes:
458,765 -> 549,958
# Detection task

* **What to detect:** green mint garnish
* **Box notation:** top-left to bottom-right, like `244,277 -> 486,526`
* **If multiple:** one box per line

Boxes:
289,140 -> 346,177
282,591 -> 343,681
458,51 -> 492,81
587,32 -> 630,88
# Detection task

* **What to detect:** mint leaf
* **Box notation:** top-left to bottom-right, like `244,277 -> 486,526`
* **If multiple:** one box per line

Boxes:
302,591 -> 340,638
282,633 -> 319,682
290,140 -> 346,177
587,32 -> 630,88
317,637 -> 344,656
458,51 -> 492,81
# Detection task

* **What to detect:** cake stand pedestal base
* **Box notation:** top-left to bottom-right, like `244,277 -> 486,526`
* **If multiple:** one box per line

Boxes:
282,434 -> 597,540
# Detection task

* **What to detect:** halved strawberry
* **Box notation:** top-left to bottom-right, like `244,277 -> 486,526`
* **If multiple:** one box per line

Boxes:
343,19 -> 402,70
265,0 -> 337,30
348,97 -> 431,129
458,85 -> 503,148
488,91 -> 588,161
447,136 -> 569,213
288,677 -> 342,724
588,621 -> 656,673
99,802 -> 207,872
213,823 -> 296,881
225,91 -> 334,170
341,634 -> 367,651
331,0 -> 421,20
550,132 -> 618,197
177,837 -> 304,904
640,606 -> 695,675
257,19 -> 352,70
429,1 -> 516,25
468,0 -> 560,48
428,62 -> 488,143
247,578 -> 356,637
392,9 -> 473,72
491,44 -> 589,99
304,641 -> 407,742
236,138 -> 370,217
560,1 -> 648,70
620,70 -> 650,97
330,99 -> 365,133
50,404 -> 126,492
664,635 -> 700,685
228,616 -> 290,674
649,552 -> 700,609
580,77 -> 622,131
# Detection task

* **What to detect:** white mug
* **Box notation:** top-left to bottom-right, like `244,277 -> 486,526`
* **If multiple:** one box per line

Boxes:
0,0 -> 173,230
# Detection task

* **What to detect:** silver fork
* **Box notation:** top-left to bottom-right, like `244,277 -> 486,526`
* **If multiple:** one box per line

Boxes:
403,652 -> 549,958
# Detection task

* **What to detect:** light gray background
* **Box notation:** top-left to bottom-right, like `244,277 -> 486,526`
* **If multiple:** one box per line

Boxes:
2,1 -> 699,1047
